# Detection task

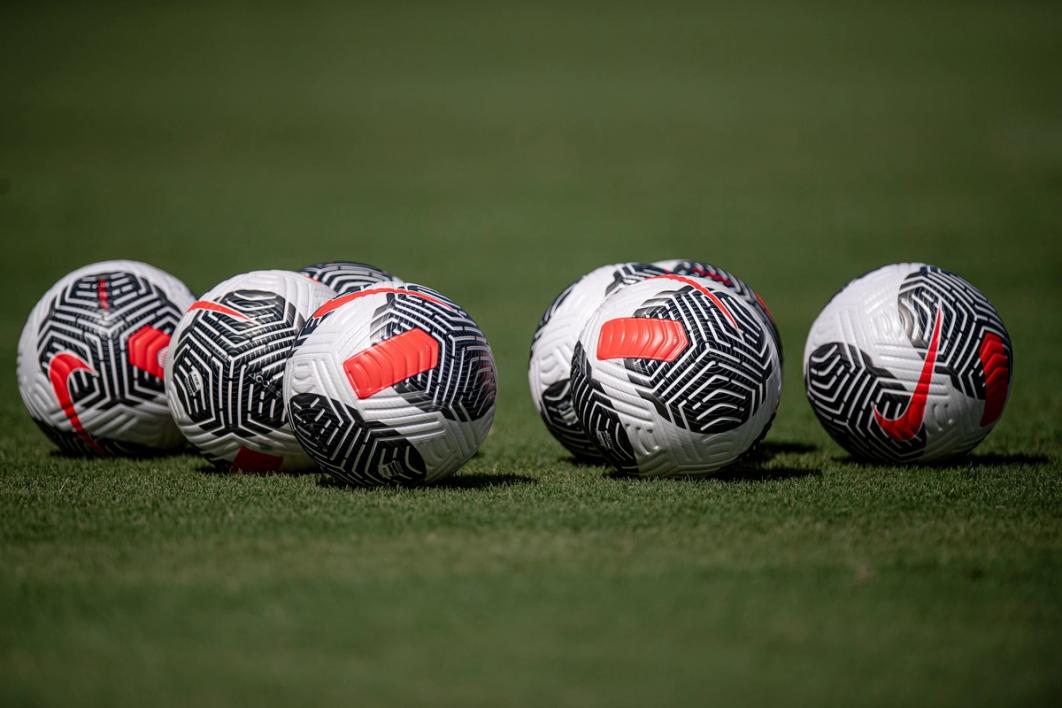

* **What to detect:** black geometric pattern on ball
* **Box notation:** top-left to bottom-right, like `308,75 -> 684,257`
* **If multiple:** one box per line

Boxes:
897,266 -> 1011,401
538,378 -> 602,461
805,341 -> 928,462
369,287 -> 496,422
625,284 -> 775,435
570,342 -> 636,470
663,260 -> 782,360
288,392 -> 427,486
530,281 -> 576,344
299,261 -> 395,294
33,271 -> 185,454
170,289 -> 304,439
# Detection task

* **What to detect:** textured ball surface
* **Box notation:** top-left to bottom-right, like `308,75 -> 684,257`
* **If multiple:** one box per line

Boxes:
570,274 -> 782,476
804,263 -> 1011,463
17,260 -> 195,455
654,259 -> 782,358
528,262 -> 665,461
284,283 -> 497,486
165,270 -> 336,471
299,261 -> 400,294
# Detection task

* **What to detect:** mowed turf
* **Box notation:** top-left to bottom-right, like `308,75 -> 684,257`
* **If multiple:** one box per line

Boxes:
1,2 -> 1060,706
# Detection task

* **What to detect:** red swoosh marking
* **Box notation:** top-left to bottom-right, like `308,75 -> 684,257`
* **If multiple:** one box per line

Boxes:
978,332 -> 1009,426
597,317 -> 688,362
873,305 -> 944,442
188,300 -> 249,320
649,274 -> 739,329
343,328 -> 439,399
313,287 -> 452,319
47,352 -> 104,454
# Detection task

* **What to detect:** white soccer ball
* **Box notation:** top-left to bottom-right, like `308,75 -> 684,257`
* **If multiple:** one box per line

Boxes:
165,270 -> 336,471
284,283 -> 497,486
299,261 -> 401,294
569,274 -> 781,476
528,262 -> 665,460
17,260 -> 195,455
804,263 -> 1011,463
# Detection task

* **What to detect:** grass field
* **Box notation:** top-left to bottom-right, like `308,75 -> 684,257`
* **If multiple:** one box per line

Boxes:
1,2 -> 1061,706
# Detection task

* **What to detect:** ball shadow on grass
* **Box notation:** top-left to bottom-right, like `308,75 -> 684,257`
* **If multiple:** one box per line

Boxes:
47,448 -> 194,462
579,438 -> 822,484
605,464 -> 820,484
315,471 -> 537,492
836,451 -> 1050,470
196,462 -> 320,478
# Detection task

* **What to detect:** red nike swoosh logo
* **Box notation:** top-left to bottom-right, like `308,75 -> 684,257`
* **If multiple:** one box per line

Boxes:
47,352 -> 105,454
648,274 -> 740,329
873,305 -> 943,442
187,300 -> 249,320
313,287 -> 452,319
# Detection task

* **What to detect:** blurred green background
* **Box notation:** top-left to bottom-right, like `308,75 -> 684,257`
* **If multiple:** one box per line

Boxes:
1,2 -> 1060,706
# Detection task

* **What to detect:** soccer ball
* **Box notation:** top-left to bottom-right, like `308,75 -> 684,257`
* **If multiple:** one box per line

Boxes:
165,270 -> 336,471
284,283 -> 497,486
17,260 -> 195,455
299,261 -> 400,294
804,263 -> 1011,463
528,262 -> 665,461
654,259 -> 782,359
570,273 -> 781,476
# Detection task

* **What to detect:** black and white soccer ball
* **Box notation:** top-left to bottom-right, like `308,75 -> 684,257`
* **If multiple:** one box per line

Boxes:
165,270 -> 336,471
804,263 -> 1012,463
284,283 -> 497,486
570,274 -> 782,476
654,259 -> 782,359
528,262 -> 665,461
17,260 -> 195,455
299,261 -> 400,294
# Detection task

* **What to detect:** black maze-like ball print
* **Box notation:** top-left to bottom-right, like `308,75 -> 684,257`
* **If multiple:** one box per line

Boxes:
538,378 -> 602,461
288,392 -> 427,486
897,266 -> 1012,401
33,271 -> 185,454
624,285 -> 775,435
569,341 -> 637,470
805,341 -> 929,462
658,260 -> 781,354
170,289 -> 304,440
299,261 -> 397,294
530,281 -> 577,343
368,289 -> 496,422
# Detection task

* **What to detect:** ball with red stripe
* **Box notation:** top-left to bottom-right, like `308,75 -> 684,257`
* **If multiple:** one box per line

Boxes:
284,283 -> 497,486
804,263 -> 1011,463
570,274 -> 781,476
17,260 -> 195,456
165,270 -> 336,471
